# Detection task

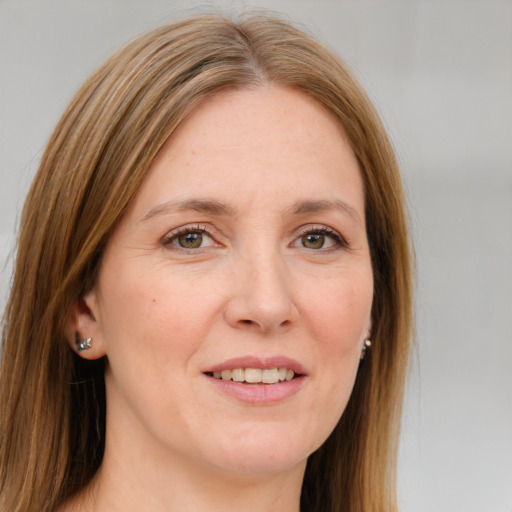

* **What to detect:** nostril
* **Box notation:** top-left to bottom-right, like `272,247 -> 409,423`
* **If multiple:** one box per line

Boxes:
237,318 -> 292,330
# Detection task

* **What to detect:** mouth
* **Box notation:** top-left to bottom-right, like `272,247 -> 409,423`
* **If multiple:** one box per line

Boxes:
203,357 -> 307,403
205,367 -> 298,384
203,356 -> 307,386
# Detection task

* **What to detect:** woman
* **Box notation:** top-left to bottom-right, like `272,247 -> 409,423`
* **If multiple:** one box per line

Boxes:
0,13 -> 412,512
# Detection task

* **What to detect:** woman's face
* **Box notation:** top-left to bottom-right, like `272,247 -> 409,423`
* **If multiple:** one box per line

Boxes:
80,85 -> 373,477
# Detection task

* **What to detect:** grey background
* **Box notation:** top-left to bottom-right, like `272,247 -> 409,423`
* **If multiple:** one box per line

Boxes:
1,1 -> 511,510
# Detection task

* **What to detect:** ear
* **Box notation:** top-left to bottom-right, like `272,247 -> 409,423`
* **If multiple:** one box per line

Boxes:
65,290 -> 107,360
363,316 -> 372,341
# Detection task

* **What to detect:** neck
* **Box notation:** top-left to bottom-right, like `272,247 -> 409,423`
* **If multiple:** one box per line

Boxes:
67,452 -> 305,512
62,375 -> 308,512
63,425 -> 306,512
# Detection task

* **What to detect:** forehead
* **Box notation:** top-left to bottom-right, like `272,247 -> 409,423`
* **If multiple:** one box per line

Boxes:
161,85 -> 351,164
131,85 -> 364,217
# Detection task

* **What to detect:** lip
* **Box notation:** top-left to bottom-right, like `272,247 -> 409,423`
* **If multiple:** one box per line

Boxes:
205,355 -> 308,375
203,355 -> 308,405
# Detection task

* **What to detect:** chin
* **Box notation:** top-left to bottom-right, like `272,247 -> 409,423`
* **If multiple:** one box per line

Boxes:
201,423 -> 322,476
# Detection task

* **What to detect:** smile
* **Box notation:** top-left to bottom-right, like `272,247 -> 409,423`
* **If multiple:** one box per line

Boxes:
209,367 -> 295,384
204,357 -> 307,403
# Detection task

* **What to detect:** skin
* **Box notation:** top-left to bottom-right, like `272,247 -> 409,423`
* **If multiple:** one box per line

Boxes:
67,85 -> 373,512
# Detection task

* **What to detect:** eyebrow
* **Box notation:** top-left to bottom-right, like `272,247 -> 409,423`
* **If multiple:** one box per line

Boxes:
140,197 -> 363,226
288,199 -> 364,226
140,198 -> 237,222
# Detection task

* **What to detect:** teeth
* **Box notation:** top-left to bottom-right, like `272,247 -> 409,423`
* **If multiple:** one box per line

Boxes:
245,368 -> 262,383
211,367 -> 296,384
232,368 -> 245,382
262,368 -> 279,384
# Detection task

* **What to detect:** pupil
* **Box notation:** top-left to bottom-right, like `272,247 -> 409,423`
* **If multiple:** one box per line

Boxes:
179,232 -> 202,248
303,233 -> 324,249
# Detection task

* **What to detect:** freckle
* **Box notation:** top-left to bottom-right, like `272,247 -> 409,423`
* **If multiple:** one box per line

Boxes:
152,298 -> 156,303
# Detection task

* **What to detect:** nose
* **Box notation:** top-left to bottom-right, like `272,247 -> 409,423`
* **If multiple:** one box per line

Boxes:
224,249 -> 299,334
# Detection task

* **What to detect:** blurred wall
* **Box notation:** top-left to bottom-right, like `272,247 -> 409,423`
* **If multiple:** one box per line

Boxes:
1,1 -> 511,510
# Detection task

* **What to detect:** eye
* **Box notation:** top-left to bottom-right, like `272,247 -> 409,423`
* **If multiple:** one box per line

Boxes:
292,226 -> 346,250
176,231 -> 207,249
301,233 -> 327,249
163,226 -> 217,250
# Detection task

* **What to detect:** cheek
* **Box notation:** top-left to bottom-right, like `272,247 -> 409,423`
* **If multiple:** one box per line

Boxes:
299,271 -> 372,431
301,272 -> 373,353
97,268 -> 217,428
98,263 -> 217,352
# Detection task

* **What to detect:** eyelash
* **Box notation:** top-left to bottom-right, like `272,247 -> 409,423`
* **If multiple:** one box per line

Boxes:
161,224 -> 348,252
293,225 -> 348,251
161,224 -> 217,251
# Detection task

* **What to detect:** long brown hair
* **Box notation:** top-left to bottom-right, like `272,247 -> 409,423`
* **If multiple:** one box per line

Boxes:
0,13 -> 412,512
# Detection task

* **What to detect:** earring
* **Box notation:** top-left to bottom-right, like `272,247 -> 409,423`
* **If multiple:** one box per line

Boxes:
360,339 -> 372,360
75,333 -> 92,352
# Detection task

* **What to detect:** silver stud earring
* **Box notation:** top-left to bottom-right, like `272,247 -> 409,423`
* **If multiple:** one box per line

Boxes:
360,339 -> 372,360
75,333 -> 92,352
